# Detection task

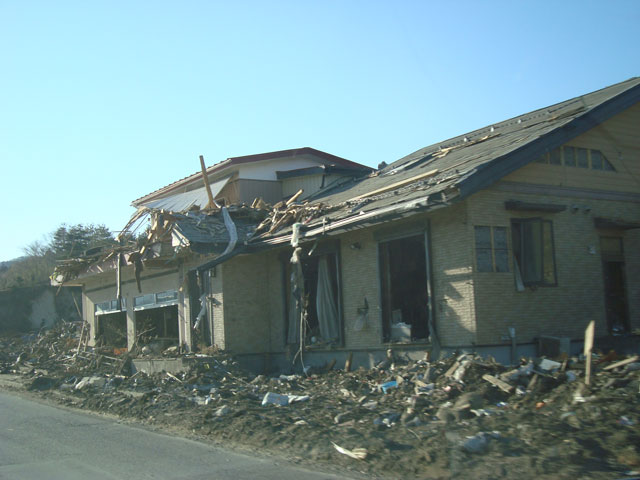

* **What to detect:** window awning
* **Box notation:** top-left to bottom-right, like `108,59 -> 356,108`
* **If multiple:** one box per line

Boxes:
143,176 -> 231,212
594,217 -> 640,230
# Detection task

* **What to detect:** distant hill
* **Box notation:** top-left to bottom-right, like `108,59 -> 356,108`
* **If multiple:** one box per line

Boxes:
1,257 -> 23,269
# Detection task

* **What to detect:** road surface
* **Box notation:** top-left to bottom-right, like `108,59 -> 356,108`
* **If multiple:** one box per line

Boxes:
0,391 -> 347,480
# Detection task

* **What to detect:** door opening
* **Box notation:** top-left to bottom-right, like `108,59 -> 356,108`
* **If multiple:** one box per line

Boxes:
379,234 -> 430,342
600,236 -> 629,334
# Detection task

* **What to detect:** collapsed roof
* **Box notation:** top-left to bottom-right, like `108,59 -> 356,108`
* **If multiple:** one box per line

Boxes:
243,77 -> 640,248
53,77 -> 640,281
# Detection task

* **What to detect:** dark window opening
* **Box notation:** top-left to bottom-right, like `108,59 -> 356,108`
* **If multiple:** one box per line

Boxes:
286,251 -> 341,346
96,312 -> 127,348
379,234 -> 429,342
511,218 -> 557,287
135,305 -> 179,348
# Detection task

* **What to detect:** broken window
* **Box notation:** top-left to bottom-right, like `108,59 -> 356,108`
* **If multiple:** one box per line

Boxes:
96,312 -> 127,348
95,298 -> 127,348
135,305 -> 179,346
133,290 -> 180,347
379,234 -> 430,342
511,218 -> 557,287
285,247 -> 341,346
474,226 -> 509,273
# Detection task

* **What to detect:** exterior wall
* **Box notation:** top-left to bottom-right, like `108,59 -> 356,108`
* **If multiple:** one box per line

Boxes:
214,207 -> 478,359
429,202 -> 476,346
209,265 -> 226,350
236,154 -> 323,181
218,252 -> 274,354
472,103 -> 640,344
468,185 -> 640,345
281,173 -> 344,199
232,179 -> 283,205
338,206 -> 476,350
503,103 -> 640,194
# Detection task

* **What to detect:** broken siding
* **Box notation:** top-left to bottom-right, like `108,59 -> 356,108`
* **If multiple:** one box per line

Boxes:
502,103 -> 640,194
468,186 -> 640,345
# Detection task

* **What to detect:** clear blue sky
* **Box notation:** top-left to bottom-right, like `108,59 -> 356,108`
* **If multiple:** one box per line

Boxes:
1,1 -> 638,262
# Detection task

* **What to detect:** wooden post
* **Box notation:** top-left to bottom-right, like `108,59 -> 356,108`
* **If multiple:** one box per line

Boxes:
345,352 -> 353,372
199,155 -> 216,209
584,320 -> 595,386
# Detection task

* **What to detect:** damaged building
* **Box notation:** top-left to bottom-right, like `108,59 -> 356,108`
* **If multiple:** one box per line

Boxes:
54,78 -> 640,371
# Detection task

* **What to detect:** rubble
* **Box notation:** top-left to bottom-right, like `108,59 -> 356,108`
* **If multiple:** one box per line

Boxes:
1,327 -> 640,479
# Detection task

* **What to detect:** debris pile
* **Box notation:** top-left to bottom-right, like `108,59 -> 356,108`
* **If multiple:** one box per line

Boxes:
1,333 -> 639,479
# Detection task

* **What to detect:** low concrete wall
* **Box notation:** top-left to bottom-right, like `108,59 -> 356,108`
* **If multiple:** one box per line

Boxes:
131,356 -> 218,375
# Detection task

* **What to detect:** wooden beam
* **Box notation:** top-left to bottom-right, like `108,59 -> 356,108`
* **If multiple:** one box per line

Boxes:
584,320 -> 595,385
348,169 -> 438,202
199,155 -> 217,210
286,189 -> 304,206
602,355 -> 639,371
482,374 -> 514,393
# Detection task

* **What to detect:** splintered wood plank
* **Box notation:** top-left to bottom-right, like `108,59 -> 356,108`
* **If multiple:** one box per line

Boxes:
482,374 -> 514,393
602,355 -> 639,371
348,169 -> 438,202
584,321 -> 595,385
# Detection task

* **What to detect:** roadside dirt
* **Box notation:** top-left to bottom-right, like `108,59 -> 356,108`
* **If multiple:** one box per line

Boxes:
1,322 -> 639,480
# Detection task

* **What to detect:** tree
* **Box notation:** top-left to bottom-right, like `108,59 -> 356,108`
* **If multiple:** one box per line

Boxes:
50,224 -> 116,259
0,223 -> 116,290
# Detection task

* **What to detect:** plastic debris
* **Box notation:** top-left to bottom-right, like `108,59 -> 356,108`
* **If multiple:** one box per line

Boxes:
332,442 -> 368,460
378,380 -> 398,394
261,392 -> 310,406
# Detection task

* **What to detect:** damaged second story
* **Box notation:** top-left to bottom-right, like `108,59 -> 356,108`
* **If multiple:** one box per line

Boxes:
52,148 -> 373,357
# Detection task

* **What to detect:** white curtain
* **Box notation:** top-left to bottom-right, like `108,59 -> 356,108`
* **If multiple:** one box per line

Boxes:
316,256 -> 340,342
287,279 -> 300,344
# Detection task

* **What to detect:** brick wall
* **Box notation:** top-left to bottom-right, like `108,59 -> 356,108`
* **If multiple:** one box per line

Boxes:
467,185 -> 640,345
220,252 -> 273,354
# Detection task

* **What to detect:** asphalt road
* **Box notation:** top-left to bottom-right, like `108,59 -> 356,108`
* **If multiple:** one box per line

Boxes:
0,391 -> 346,480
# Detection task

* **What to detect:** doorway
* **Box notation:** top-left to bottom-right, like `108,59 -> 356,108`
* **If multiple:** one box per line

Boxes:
600,236 -> 629,334
379,234 -> 430,342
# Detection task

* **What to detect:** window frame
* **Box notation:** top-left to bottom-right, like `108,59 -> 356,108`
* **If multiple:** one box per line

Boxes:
511,218 -> 558,288
281,241 -> 344,347
535,147 -> 616,172
474,225 -> 510,273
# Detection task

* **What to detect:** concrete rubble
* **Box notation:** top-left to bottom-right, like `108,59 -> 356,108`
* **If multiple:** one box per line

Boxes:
1,322 -> 639,479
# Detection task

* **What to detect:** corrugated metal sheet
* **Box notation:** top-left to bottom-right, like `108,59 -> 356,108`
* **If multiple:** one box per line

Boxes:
143,176 -> 231,212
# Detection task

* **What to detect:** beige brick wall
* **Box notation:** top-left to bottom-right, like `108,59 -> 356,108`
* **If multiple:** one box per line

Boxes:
468,185 -> 640,345
429,203 -> 476,346
209,266 -> 226,350
220,252 -> 273,354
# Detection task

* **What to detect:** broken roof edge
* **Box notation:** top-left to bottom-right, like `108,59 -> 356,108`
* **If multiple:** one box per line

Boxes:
456,80 -> 640,200
252,188 -> 458,248
132,147 -> 370,207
